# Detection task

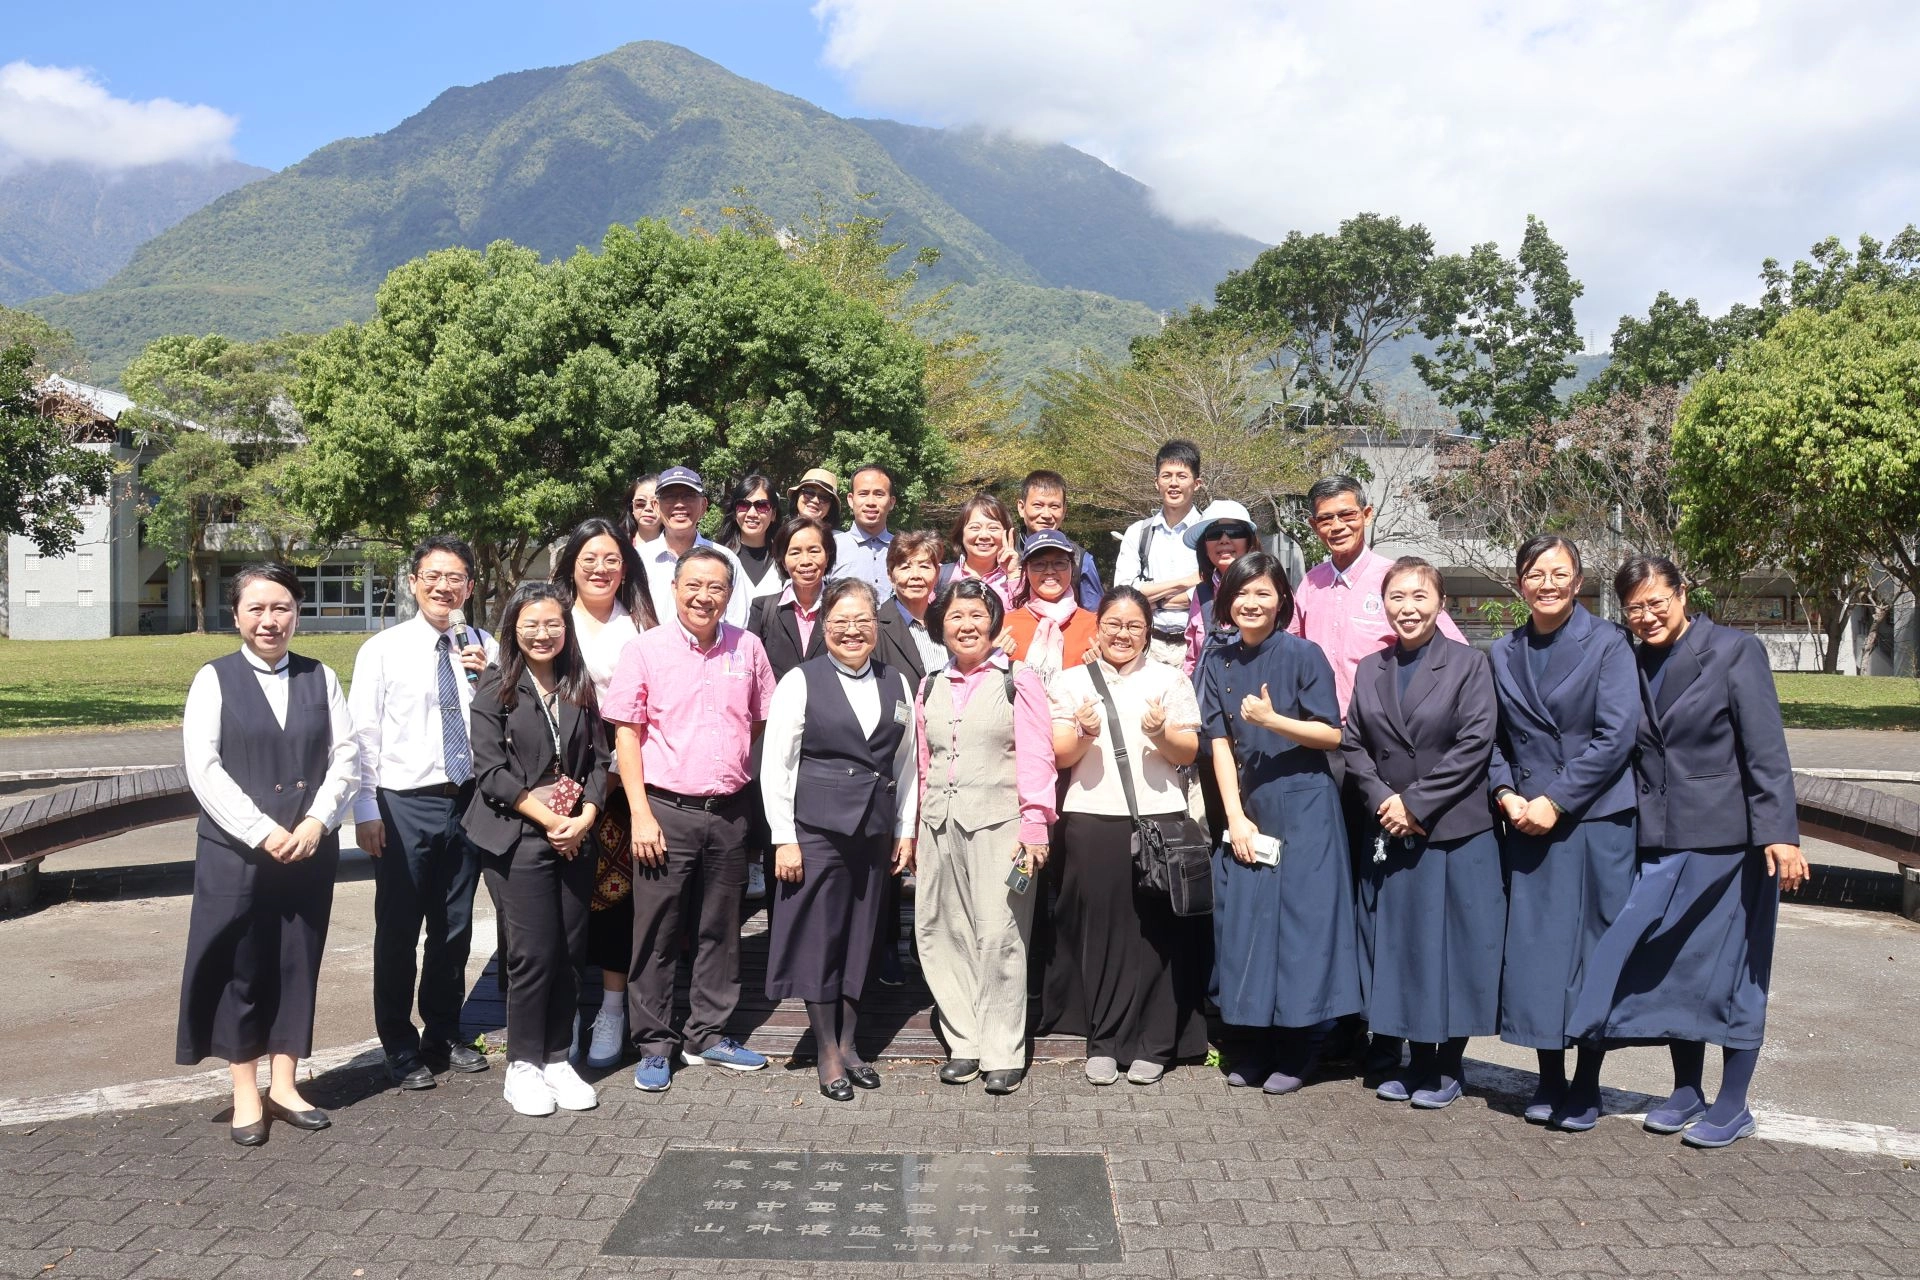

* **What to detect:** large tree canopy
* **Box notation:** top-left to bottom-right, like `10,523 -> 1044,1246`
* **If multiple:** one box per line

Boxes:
0,342 -> 115,557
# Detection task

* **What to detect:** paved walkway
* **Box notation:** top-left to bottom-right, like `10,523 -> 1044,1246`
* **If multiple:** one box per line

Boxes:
4,1053 -> 1915,1279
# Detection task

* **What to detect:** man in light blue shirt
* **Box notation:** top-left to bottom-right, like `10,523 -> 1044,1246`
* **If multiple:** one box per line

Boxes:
831,462 -> 897,602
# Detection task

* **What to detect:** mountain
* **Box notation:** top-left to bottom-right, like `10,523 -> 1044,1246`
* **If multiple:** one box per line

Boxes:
0,160 -> 269,305
24,42 -> 1261,381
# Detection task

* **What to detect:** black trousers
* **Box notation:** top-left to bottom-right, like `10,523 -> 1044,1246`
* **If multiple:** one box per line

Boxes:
483,833 -> 596,1065
372,787 -> 483,1058
627,791 -> 748,1057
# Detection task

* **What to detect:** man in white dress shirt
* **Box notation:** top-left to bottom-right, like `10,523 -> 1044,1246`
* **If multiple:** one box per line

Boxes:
349,535 -> 498,1090
1113,440 -> 1205,664
639,466 -> 749,630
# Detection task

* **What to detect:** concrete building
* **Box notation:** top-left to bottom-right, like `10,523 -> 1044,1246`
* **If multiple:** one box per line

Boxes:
4,376 -> 393,639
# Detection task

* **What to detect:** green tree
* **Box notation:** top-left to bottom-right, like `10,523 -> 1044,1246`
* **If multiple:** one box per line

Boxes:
0,342 -> 115,557
1673,285 -> 1920,673
1758,226 -> 1920,322
1211,212 -> 1435,420
1576,291 -> 1756,404
1415,215 -> 1584,437
0,307 -> 90,381
140,429 -> 247,632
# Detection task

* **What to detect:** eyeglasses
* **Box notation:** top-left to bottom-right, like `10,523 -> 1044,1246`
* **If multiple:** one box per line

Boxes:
1098,622 -> 1148,639
1202,524 -> 1254,543
578,555 -> 622,571
1624,594 -> 1677,620
414,571 -> 470,587
825,620 -> 875,636
1309,508 -> 1366,529
515,622 -> 566,637
734,499 -> 774,514
630,496 -> 655,510
1522,570 -> 1576,587
1026,559 -> 1071,574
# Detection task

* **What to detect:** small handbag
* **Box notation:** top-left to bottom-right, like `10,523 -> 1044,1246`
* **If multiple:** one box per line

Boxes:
527,690 -> 583,818
1087,665 -> 1214,917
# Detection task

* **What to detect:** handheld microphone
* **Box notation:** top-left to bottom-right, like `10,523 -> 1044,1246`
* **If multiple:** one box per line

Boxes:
446,608 -> 481,683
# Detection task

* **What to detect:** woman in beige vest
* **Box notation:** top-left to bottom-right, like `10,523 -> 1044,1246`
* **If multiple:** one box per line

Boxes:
912,577 -> 1059,1095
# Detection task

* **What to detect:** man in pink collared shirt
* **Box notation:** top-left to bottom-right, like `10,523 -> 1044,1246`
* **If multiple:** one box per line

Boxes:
1288,474 -> 1466,717
604,547 -> 776,1089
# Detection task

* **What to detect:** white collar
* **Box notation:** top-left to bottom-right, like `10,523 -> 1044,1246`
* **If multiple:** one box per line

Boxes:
239,646 -> 290,675
830,656 -> 872,679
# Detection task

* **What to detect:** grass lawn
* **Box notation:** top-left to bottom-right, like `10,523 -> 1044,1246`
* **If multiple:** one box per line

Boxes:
1774,672 -> 1920,731
0,633 -> 373,736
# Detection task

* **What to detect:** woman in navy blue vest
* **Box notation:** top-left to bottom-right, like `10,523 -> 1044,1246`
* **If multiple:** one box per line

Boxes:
1487,535 -> 1639,1131
178,564 -> 359,1146
760,578 -> 919,1101
1569,555 -> 1809,1148
1340,558 -> 1503,1110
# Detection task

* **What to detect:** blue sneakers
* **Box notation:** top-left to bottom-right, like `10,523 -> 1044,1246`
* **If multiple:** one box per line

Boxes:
682,1038 -> 768,1072
633,1055 -> 672,1092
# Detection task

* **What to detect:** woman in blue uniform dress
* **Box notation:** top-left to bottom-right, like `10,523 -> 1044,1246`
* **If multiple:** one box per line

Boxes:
1487,535 -> 1639,1131
1568,555 -> 1809,1148
1197,551 -> 1360,1095
1341,558 -> 1503,1110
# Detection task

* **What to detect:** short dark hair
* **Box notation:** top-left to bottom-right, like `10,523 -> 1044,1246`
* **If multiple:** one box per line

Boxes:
1382,555 -> 1445,597
494,581 -> 592,712
1096,585 -> 1154,625
1612,554 -> 1684,605
673,545 -> 735,587
228,562 -> 303,611
551,516 -> 655,629
1305,475 -> 1368,513
715,473 -> 783,553
848,463 -> 897,495
822,576 -> 880,620
1516,534 -> 1583,582
1156,440 -> 1201,477
1214,550 -> 1295,631
772,515 -> 838,575
887,529 -> 946,572
927,576 -> 1006,647
409,534 -> 476,580
1020,469 -> 1067,500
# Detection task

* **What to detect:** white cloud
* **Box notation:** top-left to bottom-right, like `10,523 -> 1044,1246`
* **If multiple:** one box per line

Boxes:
0,62 -> 237,172
814,0 -> 1920,337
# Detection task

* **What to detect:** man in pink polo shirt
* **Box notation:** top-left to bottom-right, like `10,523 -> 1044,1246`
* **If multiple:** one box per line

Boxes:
603,546 -> 777,1092
1289,474 -> 1466,716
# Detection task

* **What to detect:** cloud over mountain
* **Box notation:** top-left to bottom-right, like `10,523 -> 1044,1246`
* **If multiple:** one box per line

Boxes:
0,62 -> 238,172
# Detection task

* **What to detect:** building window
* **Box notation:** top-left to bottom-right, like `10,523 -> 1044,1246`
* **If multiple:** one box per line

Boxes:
23,589 -> 40,607
77,551 -> 94,571
296,562 -> 393,620
24,549 -> 41,568
77,588 -> 94,607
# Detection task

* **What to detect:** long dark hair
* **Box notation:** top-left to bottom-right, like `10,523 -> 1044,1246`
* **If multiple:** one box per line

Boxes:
1214,551 -> 1296,631
617,473 -> 659,546
716,472 -> 783,552
551,517 -> 656,629
495,582 -> 593,712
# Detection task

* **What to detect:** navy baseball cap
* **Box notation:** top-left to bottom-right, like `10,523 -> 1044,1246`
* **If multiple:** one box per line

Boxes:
656,466 -> 704,495
1019,530 -> 1076,561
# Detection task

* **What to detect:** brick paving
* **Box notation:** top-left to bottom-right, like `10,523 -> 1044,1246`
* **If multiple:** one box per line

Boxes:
3,1054 -> 1914,1279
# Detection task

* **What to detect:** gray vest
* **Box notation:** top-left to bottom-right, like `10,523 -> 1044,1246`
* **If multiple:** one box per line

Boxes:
919,662 -> 1023,835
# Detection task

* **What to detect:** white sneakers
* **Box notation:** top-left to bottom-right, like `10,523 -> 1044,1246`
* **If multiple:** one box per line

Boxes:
746,861 -> 767,901
584,1006 -> 627,1069
505,1059 -> 599,1116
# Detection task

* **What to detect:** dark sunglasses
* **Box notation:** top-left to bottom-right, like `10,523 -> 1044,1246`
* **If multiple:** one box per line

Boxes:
734,498 -> 775,514
1202,522 -> 1255,543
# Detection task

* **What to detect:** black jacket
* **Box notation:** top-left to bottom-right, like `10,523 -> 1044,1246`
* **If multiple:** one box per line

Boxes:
1340,635 -> 1498,843
1630,615 -> 1797,851
873,603 -> 929,684
461,665 -> 610,857
749,592 -> 827,681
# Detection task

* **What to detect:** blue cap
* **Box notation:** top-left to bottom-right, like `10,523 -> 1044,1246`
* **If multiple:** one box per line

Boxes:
1019,530 -> 1077,561
656,465 -> 704,495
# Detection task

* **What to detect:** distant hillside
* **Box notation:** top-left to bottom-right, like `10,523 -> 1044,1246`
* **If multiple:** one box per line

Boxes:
940,279 -> 1160,397
0,160 -> 268,305
27,41 -> 1263,381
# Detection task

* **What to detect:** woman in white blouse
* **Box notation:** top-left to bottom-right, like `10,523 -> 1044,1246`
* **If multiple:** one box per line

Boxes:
550,517 -> 652,1069
1048,586 -> 1209,1086
178,564 -> 357,1146
759,578 -> 918,1101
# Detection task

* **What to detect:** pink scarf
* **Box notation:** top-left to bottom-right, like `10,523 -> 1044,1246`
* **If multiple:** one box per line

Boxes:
1024,592 -> 1080,675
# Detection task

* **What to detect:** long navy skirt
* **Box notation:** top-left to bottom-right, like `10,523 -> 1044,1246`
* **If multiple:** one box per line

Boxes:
1212,772 -> 1362,1029
765,823 -> 886,1003
176,834 -> 338,1064
1566,845 -> 1777,1050
1499,813 -> 1637,1049
1361,828 -> 1505,1043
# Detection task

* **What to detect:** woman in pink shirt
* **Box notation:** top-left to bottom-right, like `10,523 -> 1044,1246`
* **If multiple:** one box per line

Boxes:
912,577 -> 1058,1096
938,493 -> 1018,609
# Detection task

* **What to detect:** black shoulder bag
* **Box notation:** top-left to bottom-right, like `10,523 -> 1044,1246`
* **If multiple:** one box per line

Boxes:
1087,664 -> 1213,917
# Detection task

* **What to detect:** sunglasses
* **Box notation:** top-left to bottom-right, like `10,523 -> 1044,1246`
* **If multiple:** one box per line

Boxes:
734,499 -> 774,514
1202,523 -> 1254,543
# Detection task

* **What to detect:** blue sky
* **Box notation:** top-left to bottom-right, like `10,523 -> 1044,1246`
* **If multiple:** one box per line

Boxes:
5,1 -> 860,171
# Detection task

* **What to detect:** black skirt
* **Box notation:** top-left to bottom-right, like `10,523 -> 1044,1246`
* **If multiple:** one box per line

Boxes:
176,833 -> 338,1064
765,824 -> 887,1002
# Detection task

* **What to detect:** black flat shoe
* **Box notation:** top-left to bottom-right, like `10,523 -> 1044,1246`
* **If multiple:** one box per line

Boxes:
230,1119 -> 268,1147
847,1064 -> 882,1091
387,1055 -> 436,1090
265,1098 -> 332,1131
819,1078 -> 854,1103
939,1058 -> 980,1085
982,1068 -> 1026,1096
425,1042 -> 490,1074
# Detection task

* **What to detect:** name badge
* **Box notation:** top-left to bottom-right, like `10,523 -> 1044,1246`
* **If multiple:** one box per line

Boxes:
892,700 -> 912,727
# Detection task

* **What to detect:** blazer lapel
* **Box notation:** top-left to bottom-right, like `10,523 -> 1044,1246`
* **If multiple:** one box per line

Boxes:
1374,654 -> 1413,748
1505,628 -> 1542,715
1537,605 -> 1590,702
1653,617 -> 1706,720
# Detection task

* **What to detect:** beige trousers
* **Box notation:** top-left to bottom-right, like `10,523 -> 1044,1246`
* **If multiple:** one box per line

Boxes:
915,817 -> 1036,1071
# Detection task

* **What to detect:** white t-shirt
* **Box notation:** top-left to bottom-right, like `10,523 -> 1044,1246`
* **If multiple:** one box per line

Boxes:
1049,655 -> 1202,817
571,599 -> 642,703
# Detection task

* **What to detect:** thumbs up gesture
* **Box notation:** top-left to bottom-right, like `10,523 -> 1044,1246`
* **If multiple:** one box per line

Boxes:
1240,683 -> 1276,730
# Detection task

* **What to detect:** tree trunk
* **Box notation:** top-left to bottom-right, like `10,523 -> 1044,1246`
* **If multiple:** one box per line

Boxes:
1820,606 -> 1847,674
190,553 -> 208,634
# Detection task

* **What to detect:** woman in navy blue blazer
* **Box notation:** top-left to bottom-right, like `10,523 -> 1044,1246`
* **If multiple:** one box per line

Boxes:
1568,555 -> 1809,1148
1487,535 -> 1639,1131
1340,558 -> 1503,1109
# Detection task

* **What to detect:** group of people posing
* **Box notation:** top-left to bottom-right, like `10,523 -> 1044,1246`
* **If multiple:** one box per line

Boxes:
176,442 -> 1807,1153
